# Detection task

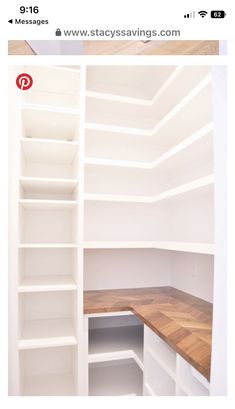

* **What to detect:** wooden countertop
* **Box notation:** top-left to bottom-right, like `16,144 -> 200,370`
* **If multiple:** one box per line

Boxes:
84,287 -> 212,381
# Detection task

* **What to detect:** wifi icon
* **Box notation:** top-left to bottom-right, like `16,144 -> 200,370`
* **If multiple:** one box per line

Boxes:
198,10 -> 208,18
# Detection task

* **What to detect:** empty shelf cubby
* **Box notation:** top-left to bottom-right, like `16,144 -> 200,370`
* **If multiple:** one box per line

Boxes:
89,359 -> 143,396
20,346 -> 77,395
19,207 -> 77,244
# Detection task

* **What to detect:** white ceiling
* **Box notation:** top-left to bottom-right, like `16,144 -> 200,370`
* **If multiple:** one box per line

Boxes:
86,66 -> 177,99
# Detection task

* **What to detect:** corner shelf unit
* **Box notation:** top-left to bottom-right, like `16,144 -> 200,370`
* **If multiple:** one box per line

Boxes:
9,64 -> 222,396
86,312 -> 144,396
83,65 -> 215,396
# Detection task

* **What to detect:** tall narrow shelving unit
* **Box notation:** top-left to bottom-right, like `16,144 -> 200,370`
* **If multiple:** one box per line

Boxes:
9,65 -> 83,396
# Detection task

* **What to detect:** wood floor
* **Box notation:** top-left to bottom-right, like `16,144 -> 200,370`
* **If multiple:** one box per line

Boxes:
8,40 -> 219,55
8,41 -> 35,55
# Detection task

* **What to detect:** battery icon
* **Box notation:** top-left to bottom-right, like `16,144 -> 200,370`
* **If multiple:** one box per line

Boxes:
211,10 -> 226,18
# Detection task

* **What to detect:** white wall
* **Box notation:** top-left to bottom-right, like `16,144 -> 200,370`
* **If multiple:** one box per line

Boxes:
167,187 -> 214,243
84,248 -> 214,302
84,202 -> 170,241
169,252 -> 214,302
84,249 -> 171,290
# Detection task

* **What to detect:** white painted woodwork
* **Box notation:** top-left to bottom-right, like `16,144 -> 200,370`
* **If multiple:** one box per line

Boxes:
8,64 -> 225,396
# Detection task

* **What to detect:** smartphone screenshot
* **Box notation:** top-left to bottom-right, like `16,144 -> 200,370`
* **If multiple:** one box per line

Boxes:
1,0 -> 234,405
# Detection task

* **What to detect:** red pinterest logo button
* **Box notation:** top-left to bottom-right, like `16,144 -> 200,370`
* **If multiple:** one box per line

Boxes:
16,73 -> 33,90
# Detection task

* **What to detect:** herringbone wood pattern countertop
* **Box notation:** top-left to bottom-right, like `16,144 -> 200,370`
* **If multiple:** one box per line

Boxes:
84,287 -> 212,380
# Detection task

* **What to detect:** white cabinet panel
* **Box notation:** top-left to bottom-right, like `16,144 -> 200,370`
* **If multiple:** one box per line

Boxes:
144,349 -> 176,395
144,325 -> 176,375
176,355 -> 210,396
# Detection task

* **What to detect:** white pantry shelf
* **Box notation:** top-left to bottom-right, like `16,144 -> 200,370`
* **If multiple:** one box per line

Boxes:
86,73 -> 210,133
88,325 -> 143,370
18,243 -> 77,249
20,177 -> 78,194
86,90 -> 150,106
19,199 -> 78,210
84,241 -> 153,249
21,137 -> 78,164
18,275 -> 77,293
23,65 -> 80,98
22,102 -> 80,115
85,74 -> 211,139
84,175 -> 214,204
19,318 -> 77,350
86,66 -> 209,109
151,174 -> 213,203
84,156 -> 149,169
85,192 -> 148,203
153,241 -> 214,255
85,122 -> 151,136
84,241 -> 214,254
22,107 -> 79,141
84,123 -> 213,170
152,74 -> 211,136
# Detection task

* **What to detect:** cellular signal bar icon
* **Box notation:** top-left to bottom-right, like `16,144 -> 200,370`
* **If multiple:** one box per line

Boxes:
184,11 -> 196,18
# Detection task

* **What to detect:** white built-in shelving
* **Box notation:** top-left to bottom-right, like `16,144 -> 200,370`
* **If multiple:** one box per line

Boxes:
83,65 -> 214,396
84,241 -> 214,254
22,105 -> 79,141
19,199 -> 78,210
21,138 -> 78,163
18,243 -> 77,248
88,315 -> 143,370
21,66 -> 80,142
20,346 -> 77,395
89,359 -> 143,396
19,318 -> 77,349
9,65 -> 81,397
23,65 -> 80,110
84,122 -> 213,170
84,175 -> 213,203
87,314 -> 144,396
22,103 -> 80,115
18,275 -> 77,293
20,177 -> 78,196
9,64 -> 219,397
